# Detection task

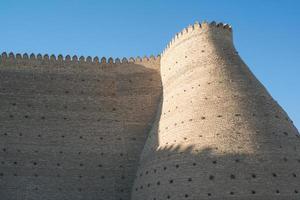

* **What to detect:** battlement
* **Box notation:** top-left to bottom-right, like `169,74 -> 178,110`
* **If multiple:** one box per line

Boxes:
0,21 -> 232,69
161,21 -> 232,57
0,52 -> 160,67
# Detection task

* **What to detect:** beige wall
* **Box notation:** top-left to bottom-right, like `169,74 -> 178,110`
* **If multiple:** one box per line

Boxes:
1,21 -> 299,200
132,22 -> 300,200
0,55 -> 162,200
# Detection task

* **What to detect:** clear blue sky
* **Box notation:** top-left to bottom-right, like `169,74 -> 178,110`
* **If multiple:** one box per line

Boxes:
0,0 -> 299,129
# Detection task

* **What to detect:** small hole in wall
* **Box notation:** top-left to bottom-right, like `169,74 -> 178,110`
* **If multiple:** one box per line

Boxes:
252,190 -> 256,194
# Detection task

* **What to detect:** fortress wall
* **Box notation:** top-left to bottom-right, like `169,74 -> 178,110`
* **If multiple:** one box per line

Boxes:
132,22 -> 300,200
0,54 -> 162,200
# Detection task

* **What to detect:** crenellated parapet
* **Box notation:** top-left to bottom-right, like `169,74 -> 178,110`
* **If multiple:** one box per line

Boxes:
0,52 -> 160,68
161,21 -> 232,57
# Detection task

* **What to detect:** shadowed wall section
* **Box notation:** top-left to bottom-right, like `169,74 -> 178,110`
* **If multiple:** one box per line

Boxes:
0,55 -> 162,200
131,22 -> 300,200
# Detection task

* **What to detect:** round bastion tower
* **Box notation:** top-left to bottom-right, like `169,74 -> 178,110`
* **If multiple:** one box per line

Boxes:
131,22 -> 300,200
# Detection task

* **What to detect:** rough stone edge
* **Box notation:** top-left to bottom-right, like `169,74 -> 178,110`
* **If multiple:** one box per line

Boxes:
0,52 -> 161,67
161,21 -> 232,57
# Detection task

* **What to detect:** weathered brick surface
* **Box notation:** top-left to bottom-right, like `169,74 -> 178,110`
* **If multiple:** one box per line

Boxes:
1,21 -> 299,200
0,57 -> 162,200
132,22 -> 300,200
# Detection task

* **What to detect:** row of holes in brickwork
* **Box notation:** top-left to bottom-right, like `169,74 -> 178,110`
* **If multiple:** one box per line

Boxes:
0,183 -> 119,193
0,160 -> 126,169
135,170 -> 298,183
1,133 -> 137,141
0,172 -> 126,180
139,189 -> 300,200
135,175 -> 299,192
7,103 -> 144,112
5,114 -> 125,120
135,161 -> 300,179
155,131 -> 299,145
163,106 -> 290,123
1,148 -> 129,158
156,114 -> 297,138
0,87 -> 117,96
0,75 -> 154,83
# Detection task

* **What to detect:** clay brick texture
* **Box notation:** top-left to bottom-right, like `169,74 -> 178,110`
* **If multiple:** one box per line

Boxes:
0,22 -> 299,200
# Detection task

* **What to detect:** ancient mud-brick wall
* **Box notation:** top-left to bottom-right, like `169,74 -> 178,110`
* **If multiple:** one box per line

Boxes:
0,54 -> 161,200
132,22 -> 300,200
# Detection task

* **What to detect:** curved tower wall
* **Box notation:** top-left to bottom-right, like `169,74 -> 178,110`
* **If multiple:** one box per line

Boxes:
132,22 -> 300,200
0,55 -> 162,200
